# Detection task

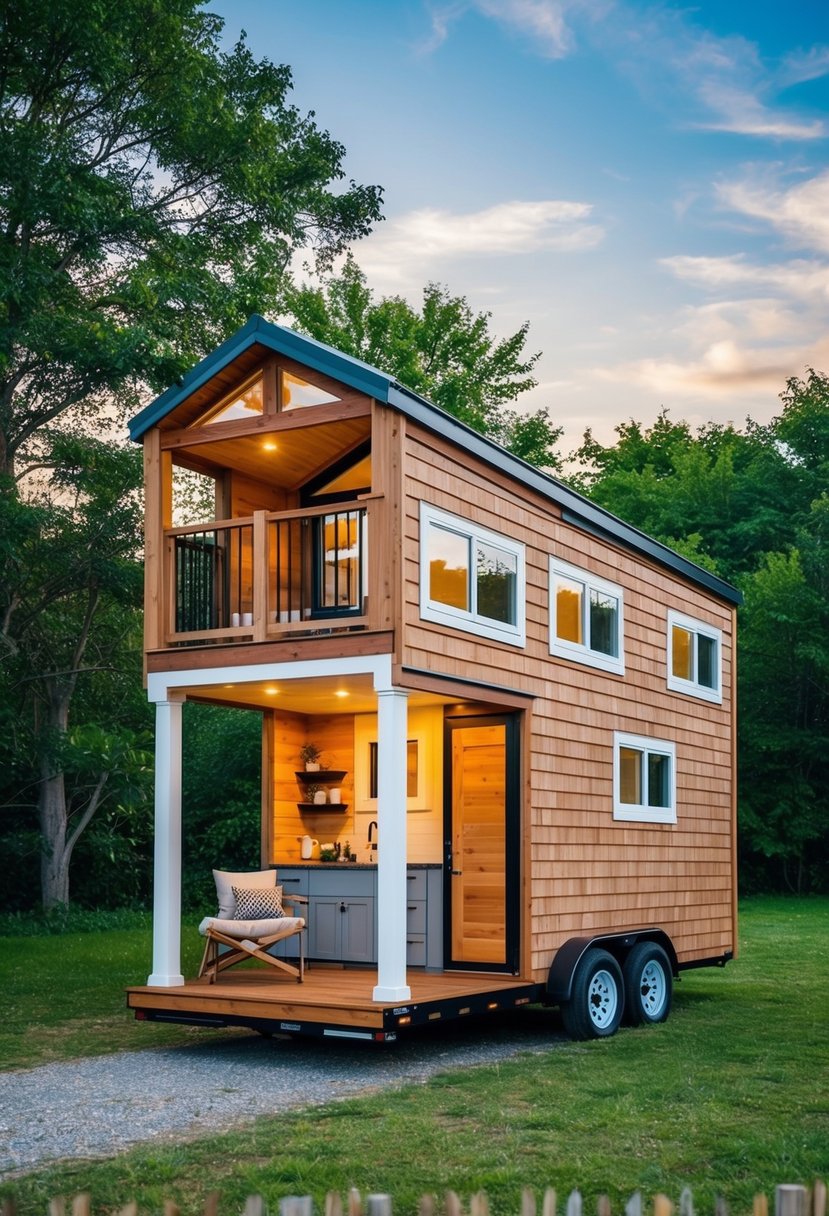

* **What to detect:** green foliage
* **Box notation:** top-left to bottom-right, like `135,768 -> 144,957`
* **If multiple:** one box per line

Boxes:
0,0 -> 383,476
284,254 -> 563,469
180,703 -> 263,911
571,374 -> 829,892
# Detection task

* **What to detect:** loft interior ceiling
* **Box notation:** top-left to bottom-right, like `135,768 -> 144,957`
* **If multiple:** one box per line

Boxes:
180,417 -> 370,487
185,675 -> 455,715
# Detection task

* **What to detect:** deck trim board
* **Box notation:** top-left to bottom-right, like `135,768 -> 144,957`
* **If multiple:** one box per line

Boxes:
127,968 -> 542,1040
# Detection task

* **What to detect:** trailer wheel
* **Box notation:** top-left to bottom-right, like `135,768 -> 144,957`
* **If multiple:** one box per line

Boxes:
623,942 -> 672,1026
560,948 -> 624,1039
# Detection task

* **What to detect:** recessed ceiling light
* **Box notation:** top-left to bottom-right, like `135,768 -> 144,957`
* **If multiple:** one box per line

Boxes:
262,440 -> 278,452
334,689 -> 349,699
264,686 -> 279,696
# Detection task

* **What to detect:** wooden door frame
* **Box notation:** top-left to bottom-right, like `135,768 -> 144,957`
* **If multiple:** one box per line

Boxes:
442,713 -> 521,974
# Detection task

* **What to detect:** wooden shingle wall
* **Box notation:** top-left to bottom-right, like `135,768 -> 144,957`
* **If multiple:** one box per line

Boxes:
400,423 -> 735,978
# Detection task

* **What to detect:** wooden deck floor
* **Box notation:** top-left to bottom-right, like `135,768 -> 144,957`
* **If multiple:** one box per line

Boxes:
127,966 -> 542,1040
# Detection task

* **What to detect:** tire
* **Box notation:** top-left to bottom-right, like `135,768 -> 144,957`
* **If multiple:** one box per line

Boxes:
560,948 -> 624,1039
623,942 -> 672,1026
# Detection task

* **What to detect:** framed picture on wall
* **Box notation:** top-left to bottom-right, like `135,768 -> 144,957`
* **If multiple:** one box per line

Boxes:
354,708 -> 441,813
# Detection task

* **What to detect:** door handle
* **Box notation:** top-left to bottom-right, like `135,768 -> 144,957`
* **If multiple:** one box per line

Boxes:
450,869 -> 463,876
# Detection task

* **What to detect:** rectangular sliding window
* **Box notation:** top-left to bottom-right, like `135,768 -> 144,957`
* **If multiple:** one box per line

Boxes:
614,732 -> 676,824
420,503 -> 525,646
667,610 -> 722,703
550,557 -> 624,675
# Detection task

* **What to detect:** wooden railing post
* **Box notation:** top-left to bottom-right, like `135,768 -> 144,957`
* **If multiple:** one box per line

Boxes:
252,510 -> 268,642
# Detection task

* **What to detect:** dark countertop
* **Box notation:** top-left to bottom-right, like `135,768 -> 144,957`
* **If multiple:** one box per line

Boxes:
273,861 -> 441,870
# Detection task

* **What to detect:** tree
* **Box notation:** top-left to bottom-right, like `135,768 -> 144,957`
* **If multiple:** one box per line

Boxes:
569,376 -> 829,892
0,433 -> 152,907
0,0 -> 383,479
284,254 -> 563,470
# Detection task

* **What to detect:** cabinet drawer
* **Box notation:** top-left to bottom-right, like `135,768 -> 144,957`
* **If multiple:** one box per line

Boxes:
405,869 -> 428,899
406,936 -> 426,967
309,868 -> 375,897
276,868 -> 309,896
406,900 -> 426,933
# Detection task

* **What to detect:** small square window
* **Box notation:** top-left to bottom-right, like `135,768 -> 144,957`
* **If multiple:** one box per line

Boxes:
614,732 -> 676,824
667,611 -> 722,703
550,557 -> 624,675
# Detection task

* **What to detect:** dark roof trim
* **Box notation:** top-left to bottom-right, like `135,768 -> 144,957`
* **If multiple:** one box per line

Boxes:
127,315 -> 393,441
387,385 -> 743,607
128,315 -> 742,606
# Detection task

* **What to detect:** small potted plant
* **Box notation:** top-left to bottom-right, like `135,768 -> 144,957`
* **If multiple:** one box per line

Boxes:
319,842 -> 337,862
300,742 -> 321,771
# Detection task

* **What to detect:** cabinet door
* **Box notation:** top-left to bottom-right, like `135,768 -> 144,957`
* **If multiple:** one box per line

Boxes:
341,897 -> 375,963
309,896 -> 341,960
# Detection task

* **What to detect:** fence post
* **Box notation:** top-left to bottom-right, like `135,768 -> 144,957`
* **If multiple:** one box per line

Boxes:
280,1198 -> 312,1216
366,1196 -> 392,1216
776,1187 -> 808,1216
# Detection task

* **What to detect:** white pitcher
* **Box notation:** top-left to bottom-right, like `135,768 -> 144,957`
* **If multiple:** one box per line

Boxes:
300,835 -> 318,860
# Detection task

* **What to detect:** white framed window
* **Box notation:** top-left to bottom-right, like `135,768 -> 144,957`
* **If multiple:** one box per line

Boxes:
667,610 -> 722,704
549,556 -> 624,675
419,503 -> 526,646
613,732 -> 676,824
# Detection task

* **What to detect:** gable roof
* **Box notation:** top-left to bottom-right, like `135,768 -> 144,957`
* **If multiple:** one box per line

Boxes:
128,315 -> 742,606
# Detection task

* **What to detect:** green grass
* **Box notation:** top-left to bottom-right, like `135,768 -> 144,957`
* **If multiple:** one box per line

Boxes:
1,898 -> 827,1216
0,910 -> 244,1069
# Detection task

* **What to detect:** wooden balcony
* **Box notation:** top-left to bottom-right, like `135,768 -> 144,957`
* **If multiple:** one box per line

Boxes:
158,498 -> 375,649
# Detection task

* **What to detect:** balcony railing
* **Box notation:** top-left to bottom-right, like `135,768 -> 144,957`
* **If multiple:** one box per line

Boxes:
164,501 -> 369,646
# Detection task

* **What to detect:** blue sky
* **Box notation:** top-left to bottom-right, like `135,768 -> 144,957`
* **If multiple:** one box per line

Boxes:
213,0 -> 829,452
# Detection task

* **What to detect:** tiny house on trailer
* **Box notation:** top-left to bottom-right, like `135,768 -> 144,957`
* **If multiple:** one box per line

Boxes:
126,316 -> 740,1043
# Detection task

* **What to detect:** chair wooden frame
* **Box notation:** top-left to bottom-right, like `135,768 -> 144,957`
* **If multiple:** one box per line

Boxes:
198,896 -> 307,984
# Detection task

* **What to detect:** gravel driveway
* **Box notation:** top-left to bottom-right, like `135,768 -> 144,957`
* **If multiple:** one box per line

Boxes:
0,1010 -> 566,1179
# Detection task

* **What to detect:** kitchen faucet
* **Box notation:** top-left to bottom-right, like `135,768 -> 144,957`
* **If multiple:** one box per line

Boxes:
368,820 -> 378,852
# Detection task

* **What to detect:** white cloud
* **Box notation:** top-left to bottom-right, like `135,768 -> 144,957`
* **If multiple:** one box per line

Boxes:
693,82 -> 825,139
355,199 -> 604,286
717,169 -> 829,254
423,0 -> 597,59
597,333 -> 829,399
661,254 -> 829,301
778,45 -> 829,88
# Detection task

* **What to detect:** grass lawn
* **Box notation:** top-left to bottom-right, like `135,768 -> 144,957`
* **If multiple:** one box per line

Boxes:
0,897 -> 826,1216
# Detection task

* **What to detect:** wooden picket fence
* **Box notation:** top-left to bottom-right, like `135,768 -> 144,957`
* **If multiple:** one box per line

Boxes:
0,1183 -> 825,1216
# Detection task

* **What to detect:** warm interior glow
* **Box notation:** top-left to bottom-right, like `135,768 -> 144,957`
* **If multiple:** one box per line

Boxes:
281,370 -> 341,410
428,526 -> 468,610
200,377 -> 263,426
556,579 -> 583,643
619,747 -> 641,804
672,625 -> 692,680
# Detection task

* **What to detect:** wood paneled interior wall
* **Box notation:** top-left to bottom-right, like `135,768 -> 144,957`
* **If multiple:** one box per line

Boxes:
271,710 -> 357,864
401,425 -> 736,977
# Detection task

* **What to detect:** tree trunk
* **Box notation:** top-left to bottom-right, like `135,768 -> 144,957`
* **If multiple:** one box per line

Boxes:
37,686 -> 72,910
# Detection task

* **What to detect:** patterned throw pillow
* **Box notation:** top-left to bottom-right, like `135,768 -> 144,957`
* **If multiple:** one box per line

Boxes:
232,885 -> 284,920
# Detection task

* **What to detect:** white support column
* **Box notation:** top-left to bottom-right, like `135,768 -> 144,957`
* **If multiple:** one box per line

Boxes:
148,698 -> 185,986
372,686 -> 412,1002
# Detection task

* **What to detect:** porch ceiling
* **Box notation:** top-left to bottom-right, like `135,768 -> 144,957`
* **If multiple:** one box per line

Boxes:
185,673 -> 455,715
174,416 -> 370,488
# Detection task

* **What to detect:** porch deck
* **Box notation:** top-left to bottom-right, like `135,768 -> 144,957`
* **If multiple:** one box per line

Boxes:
127,967 -> 543,1042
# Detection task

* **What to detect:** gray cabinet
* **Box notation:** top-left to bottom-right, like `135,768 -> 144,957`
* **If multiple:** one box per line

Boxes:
310,895 -> 375,963
308,867 -> 377,964
273,865 -> 441,968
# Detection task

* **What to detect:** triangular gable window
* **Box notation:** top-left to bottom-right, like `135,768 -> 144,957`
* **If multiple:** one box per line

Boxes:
199,378 -> 263,426
282,371 -> 340,411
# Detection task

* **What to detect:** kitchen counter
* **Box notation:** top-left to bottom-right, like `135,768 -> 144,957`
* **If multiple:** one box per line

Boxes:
273,861 -> 441,870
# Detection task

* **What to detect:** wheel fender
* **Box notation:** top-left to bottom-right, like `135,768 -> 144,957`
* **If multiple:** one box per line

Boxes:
547,930 -> 677,1003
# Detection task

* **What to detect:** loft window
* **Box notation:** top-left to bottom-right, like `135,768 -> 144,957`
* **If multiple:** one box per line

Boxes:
550,557 -> 624,675
198,376 -> 263,426
667,610 -> 722,703
281,370 -> 341,410
419,503 -> 525,647
613,732 -> 676,824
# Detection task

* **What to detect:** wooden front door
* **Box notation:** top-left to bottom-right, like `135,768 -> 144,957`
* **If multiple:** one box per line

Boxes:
444,715 -> 519,973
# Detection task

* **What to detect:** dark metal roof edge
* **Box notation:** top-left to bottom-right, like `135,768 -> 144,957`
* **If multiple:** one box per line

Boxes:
401,666 -> 536,700
388,385 -> 743,607
128,315 -> 394,441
